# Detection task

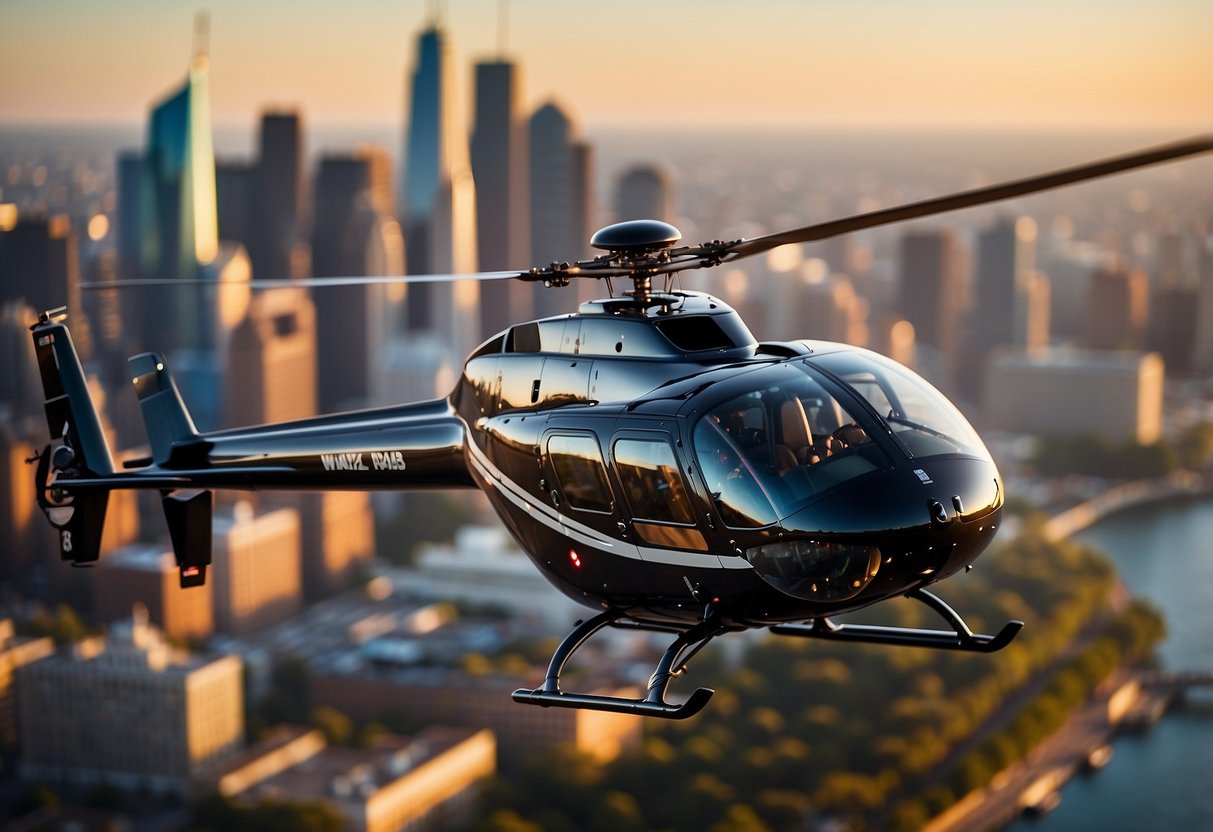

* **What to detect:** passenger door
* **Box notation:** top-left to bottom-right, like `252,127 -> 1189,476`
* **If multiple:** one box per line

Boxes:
609,430 -> 710,553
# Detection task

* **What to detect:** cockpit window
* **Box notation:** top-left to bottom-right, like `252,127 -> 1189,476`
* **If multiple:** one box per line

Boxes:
810,351 -> 990,461
692,367 -> 889,524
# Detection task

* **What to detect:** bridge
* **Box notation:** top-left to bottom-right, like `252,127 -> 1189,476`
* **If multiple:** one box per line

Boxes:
1139,670 -> 1213,691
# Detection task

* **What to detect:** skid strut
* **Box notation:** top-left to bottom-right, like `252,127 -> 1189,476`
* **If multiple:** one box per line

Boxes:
512,608 -> 721,719
770,587 -> 1023,653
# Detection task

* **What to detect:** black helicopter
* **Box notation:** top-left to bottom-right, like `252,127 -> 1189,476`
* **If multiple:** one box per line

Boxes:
28,135 -> 1212,718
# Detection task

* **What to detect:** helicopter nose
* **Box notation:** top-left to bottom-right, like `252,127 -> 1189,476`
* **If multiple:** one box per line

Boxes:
774,456 -> 1003,588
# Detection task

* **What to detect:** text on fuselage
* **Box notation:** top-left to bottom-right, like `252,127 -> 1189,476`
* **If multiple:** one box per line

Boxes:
320,451 -> 407,472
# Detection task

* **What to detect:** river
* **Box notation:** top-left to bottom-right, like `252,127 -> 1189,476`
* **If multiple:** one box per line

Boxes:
1007,496 -> 1213,830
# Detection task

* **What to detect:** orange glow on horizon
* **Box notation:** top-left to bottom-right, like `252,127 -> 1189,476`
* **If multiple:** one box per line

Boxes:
1,1 -> 1210,133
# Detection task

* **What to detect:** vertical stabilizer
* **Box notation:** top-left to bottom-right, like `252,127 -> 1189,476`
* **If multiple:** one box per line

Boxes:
31,308 -> 115,477
29,308 -> 114,565
129,352 -> 200,464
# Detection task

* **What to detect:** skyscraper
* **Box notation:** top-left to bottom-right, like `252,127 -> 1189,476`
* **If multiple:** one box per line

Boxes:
224,287 -> 317,427
615,164 -> 674,223
1087,267 -> 1149,351
471,59 -> 529,337
529,101 -> 594,320
253,111 -> 305,280
963,217 -> 1050,403
898,229 -> 966,391
312,150 -> 403,411
974,217 -> 1039,351
210,502 -> 302,635
139,34 -> 219,351
898,230 -> 965,354
402,24 -> 479,352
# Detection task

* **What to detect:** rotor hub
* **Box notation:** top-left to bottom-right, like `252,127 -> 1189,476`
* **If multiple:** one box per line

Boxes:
590,220 -> 682,255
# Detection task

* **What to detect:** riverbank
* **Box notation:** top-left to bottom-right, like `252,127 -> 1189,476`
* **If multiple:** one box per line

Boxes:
925,668 -> 1173,832
925,478 -> 1213,830
1041,470 -> 1213,543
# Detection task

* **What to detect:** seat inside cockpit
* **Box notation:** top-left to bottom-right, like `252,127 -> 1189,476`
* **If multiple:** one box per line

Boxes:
692,367 -> 887,527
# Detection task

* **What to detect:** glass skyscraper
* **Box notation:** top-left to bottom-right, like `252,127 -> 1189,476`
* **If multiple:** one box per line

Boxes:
401,24 -> 478,355
139,50 -> 219,351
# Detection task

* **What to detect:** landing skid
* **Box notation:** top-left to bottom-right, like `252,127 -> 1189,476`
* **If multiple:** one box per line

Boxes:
770,587 -> 1023,653
512,608 -> 725,719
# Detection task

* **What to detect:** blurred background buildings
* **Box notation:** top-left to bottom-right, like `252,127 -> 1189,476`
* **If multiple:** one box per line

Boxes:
0,2 -> 1211,827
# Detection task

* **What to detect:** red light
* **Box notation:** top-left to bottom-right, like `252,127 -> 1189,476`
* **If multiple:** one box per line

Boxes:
183,566 -> 200,577
569,549 -> 582,569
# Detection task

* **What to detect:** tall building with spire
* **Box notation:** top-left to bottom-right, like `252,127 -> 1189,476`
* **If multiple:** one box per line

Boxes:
138,15 -> 219,351
401,23 -> 479,355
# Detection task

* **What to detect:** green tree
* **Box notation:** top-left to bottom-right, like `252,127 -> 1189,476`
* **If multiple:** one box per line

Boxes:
309,706 -> 353,745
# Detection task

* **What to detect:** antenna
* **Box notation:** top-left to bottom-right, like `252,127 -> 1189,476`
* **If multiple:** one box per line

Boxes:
192,10 -> 210,70
498,0 -> 509,56
426,0 -> 446,27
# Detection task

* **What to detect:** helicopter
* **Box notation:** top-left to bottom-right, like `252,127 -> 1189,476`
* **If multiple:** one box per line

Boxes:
27,135 -> 1213,719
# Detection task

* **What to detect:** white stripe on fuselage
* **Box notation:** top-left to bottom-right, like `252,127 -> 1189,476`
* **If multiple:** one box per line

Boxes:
464,438 -> 753,570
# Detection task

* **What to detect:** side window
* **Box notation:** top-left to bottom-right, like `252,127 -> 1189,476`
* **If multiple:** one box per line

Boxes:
548,434 -> 613,513
614,439 -> 695,524
614,438 -> 707,551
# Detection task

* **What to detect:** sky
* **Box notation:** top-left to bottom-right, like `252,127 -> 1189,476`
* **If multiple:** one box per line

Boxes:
1,0 -> 1211,134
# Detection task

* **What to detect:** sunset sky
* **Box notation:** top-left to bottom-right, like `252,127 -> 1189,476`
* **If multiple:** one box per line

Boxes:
2,0 -> 1211,133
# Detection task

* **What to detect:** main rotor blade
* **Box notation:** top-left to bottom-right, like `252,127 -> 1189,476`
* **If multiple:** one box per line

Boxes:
727,134 -> 1213,260
80,270 -> 525,291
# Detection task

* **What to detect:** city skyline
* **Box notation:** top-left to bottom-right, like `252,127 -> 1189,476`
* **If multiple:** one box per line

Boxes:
2,0 -> 1211,133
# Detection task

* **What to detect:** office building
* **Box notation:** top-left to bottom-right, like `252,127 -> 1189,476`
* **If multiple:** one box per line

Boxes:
1148,284 -> 1199,374
94,544 -> 214,641
0,301 -> 41,422
897,229 -> 965,356
530,101 -> 594,319
215,159 -> 255,250
214,727 -> 494,832
393,525 -> 584,628
253,111 -> 306,280
1195,239 -> 1213,374
798,272 -> 869,347
265,491 -> 375,598
0,419 -> 49,584
1041,237 -> 1114,339
225,287 -> 317,428
312,671 -> 640,770
0,214 -> 82,318
897,229 -> 966,391
973,217 -> 1039,351
211,502 -> 302,635
18,610 -> 243,795
614,164 -> 674,223
985,349 -> 1164,444
1086,267 -> 1149,351
0,620 -> 53,758
471,59 -> 529,337
312,150 -> 404,411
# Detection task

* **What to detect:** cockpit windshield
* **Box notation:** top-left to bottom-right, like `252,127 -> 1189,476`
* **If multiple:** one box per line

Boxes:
809,351 -> 991,462
692,366 -> 891,527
